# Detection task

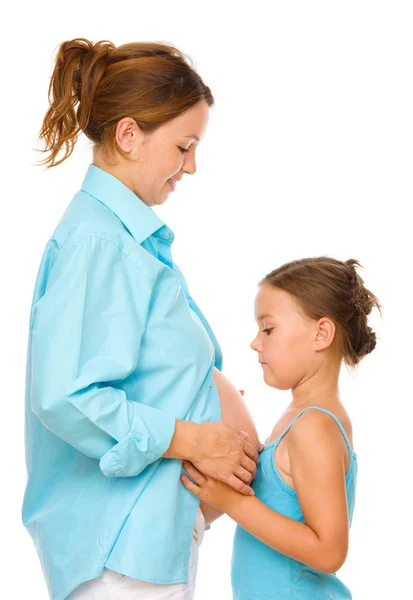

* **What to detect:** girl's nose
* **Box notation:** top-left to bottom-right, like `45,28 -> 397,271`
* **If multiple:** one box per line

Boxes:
250,335 -> 259,352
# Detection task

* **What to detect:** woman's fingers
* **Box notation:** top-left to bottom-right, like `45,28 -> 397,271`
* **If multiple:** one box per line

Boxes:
242,440 -> 259,464
234,466 -> 253,484
182,460 -> 207,486
230,426 -> 259,464
241,455 -> 257,479
187,423 -> 260,496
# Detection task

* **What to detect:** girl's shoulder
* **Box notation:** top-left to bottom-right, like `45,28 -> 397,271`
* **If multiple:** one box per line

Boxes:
284,405 -> 355,456
267,405 -> 356,492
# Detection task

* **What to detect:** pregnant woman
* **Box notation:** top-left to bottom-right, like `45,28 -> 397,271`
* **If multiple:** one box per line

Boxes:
22,39 -> 260,600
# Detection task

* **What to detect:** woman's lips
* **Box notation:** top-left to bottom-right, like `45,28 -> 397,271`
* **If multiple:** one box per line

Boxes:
167,180 -> 176,191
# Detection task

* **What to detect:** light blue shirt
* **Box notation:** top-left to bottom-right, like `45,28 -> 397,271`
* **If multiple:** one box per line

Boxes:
22,164 -> 223,600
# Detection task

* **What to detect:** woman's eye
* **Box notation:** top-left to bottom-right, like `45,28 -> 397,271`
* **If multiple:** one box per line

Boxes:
178,146 -> 189,153
262,328 -> 274,335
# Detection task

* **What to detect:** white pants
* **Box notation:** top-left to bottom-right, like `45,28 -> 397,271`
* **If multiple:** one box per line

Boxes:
68,508 -> 205,600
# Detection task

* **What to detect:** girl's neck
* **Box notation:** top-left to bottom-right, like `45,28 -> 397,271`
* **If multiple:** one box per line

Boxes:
289,362 -> 342,411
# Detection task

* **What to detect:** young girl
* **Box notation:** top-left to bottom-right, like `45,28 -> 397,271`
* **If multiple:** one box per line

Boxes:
181,256 -> 381,599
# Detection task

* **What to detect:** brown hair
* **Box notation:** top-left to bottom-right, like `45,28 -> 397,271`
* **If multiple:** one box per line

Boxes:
36,38 -> 214,168
260,257 -> 382,368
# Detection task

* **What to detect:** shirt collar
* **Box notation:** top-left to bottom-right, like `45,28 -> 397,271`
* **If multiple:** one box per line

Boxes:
80,163 -> 174,245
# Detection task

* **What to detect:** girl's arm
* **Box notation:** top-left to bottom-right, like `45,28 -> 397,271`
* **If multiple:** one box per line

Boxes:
199,501 -> 224,526
181,410 -> 349,573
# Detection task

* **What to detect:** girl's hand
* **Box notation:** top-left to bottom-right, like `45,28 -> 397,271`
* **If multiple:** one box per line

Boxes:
180,460 -> 247,512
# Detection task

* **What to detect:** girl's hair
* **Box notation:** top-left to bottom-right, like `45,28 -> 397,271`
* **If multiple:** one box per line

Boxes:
37,38 -> 214,168
261,257 -> 382,368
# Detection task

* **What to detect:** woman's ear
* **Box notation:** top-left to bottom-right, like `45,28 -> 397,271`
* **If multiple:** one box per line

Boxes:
115,117 -> 144,155
314,317 -> 336,351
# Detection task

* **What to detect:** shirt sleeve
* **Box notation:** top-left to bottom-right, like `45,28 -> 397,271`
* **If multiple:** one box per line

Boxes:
29,235 -> 177,477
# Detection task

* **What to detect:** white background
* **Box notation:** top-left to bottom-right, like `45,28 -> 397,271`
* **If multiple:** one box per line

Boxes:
3,1 -> 412,598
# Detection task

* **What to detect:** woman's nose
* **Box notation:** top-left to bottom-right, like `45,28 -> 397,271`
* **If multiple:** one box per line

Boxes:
183,153 -> 196,175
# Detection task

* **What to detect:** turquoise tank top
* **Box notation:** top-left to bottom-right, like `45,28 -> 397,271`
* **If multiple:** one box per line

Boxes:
231,406 -> 358,599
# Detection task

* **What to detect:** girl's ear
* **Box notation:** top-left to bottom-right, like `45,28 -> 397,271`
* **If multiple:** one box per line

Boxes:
314,317 -> 336,351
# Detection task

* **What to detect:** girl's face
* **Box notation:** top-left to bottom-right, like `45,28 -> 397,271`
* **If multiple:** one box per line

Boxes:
250,285 -> 329,390
108,100 -> 209,207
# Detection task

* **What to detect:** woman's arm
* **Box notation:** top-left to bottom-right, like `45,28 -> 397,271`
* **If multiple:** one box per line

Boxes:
30,237 -> 177,477
181,410 -> 349,573
31,236 -> 258,488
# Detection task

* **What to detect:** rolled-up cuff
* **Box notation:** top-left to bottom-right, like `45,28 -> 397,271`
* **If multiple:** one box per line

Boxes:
100,411 -> 176,477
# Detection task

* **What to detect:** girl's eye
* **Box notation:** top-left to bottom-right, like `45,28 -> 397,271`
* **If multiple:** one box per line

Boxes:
262,328 -> 274,335
178,146 -> 189,153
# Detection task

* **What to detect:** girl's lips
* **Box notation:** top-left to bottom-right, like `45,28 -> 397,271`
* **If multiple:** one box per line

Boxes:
167,180 -> 176,191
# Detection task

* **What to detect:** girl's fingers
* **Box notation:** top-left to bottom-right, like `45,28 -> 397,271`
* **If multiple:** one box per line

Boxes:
181,475 -> 201,498
227,474 -> 254,496
182,460 -> 207,485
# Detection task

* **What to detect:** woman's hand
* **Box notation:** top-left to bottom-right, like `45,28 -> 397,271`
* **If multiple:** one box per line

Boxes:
181,460 -> 242,512
192,421 -> 259,495
164,419 -> 259,495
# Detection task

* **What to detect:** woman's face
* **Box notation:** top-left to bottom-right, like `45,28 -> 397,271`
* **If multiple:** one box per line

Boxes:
110,100 -> 210,207
250,285 -> 323,391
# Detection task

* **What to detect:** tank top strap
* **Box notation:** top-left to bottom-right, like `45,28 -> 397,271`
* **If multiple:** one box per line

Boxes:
268,406 -> 355,458
265,408 -> 309,449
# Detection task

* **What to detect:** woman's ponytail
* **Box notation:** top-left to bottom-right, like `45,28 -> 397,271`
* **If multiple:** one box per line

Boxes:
37,38 -> 114,168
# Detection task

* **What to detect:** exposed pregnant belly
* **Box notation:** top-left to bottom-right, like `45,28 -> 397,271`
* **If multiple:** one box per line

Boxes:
198,368 -> 260,524
212,367 -> 260,450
